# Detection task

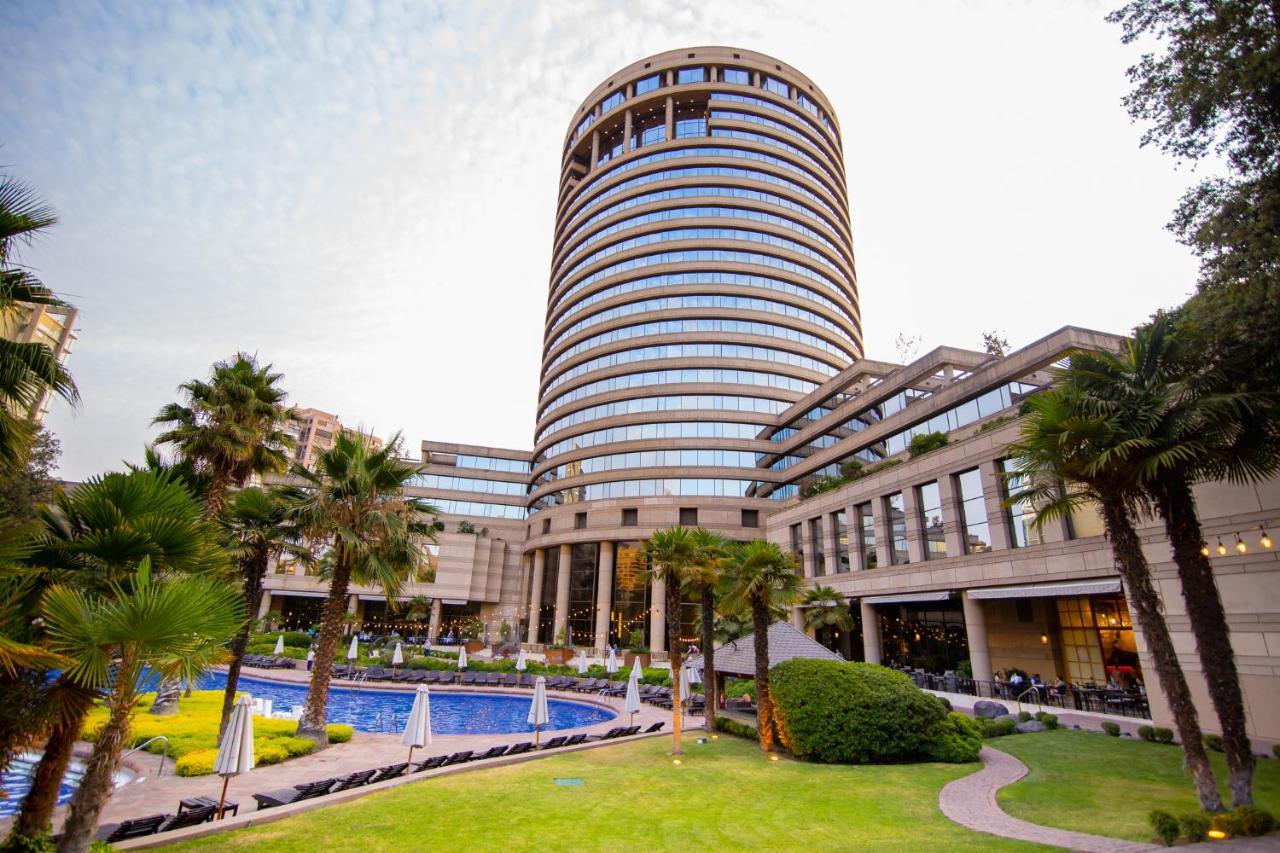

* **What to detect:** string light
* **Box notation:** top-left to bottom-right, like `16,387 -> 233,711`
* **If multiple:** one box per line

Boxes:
1200,544 -> 1211,557
1234,533 -> 1248,555
1216,540 -> 1228,556
1261,528 -> 1273,550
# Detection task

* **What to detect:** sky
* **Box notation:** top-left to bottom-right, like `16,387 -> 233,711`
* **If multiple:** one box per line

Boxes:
1,0 -> 1207,481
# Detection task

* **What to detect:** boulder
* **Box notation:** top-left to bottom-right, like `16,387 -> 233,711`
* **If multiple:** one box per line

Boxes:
973,700 -> 1009,719
1016,720 -> 1048,734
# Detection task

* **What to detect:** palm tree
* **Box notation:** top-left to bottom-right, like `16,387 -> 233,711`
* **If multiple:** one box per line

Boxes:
642,527 -> 698,755
279,433 -> 438,749
11,468 -> 226,840
42,557 -> 243,853
801,584 -> 854,649
152,352 -> 292,519
0,175 -> 78,471
217,486 -> 308,735
1005,388 -> 1224,812
720,540 -> 802,753
687,527 -> 728,733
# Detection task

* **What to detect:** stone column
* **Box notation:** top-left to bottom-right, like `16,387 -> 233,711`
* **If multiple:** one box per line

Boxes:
428,599 -> 442,642
517,552 -> 533,639
257,590 -> 273,619
623,108 -> 633,152
860,599 -> 881,665
527,549 -> 545,643
824,512 -> 843,575
590,129 -> 600,169
872,497 -> 893,569
594,541 -> 614,650
961,591 -> 993,683
347,594 -> 359,615
790,605 -> 806,634
800,526 -> 818,579
938,474 -> 967,556
650,574 -> 666,652
902,487 -> 926,564
664,95 -> 674,140
980,460 -> 1014,550
553,543 -> 572,645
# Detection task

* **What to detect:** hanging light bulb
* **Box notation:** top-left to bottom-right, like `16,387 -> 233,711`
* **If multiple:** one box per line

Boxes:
1217,540 -> 1228,556
1261,528 -> 1273,550
1235,533 -> 1248,555
1200,543 -> 1211,557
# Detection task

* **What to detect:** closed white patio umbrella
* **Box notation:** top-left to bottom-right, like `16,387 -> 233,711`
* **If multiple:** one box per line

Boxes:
273,635 -> 284,655
679,664 -> 694,725
401,684 -> 432,763
687,664 -> 702,685
605,647 -> 618,674
213,694 -> 255,818
630,656 -> 643,680
577,650 -> 589,675
391,642 -> 404,676
457,644 -> 468,670
624,674 -> 641,726
515,649 -> 527,672
528,676 -> 550,746
346,636 -> 359,661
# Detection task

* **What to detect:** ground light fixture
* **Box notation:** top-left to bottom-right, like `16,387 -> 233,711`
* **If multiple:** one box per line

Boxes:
672,758 -> 682,765
1207,829 -> 1228,840
768,753 -> 780,762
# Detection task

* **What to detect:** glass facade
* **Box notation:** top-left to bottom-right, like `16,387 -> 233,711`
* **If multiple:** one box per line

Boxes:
1001,458 -> 1043,548
956,468 -> 991,553
918,481 -> 945,560
887,492 -> 908,565
857,503 -> 876,569
877,602 -> 969,673
832,509 -> 849,573
611,543 -> 650,646
809,516 -> 825,576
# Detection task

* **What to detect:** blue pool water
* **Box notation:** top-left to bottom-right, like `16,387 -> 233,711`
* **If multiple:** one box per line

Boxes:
198,672 -> 615,735
0,754 -> 131,819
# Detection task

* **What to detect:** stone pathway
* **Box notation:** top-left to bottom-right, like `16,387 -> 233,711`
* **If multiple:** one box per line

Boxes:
939,746 -> 1157,852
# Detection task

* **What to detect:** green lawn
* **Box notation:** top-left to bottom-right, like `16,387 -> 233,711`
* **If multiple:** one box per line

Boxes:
165,735 -> 1043,852
996,729 -> 1280,841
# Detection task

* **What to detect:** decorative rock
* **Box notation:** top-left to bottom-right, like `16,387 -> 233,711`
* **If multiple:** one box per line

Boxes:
1016,721 -> 1047,734
973,700 -> 1009,719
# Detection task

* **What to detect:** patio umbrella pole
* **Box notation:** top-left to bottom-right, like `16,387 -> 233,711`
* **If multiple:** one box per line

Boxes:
407,745 -> 415,765
217,777 -> 230,819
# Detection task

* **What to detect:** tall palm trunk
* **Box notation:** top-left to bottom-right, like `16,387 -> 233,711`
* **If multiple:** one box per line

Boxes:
11,704 -> 83,840
57,661 -> 139,853
1099,499 -> 1224,812
221,551 -> 268,736
148,678 -> 181,715
751,597 -> 777,752
700,586 -> 717,732
666,576 -> 683,755
297,546 -> 349,749
204,469 -> 231,521
1153,475 -> 1254,806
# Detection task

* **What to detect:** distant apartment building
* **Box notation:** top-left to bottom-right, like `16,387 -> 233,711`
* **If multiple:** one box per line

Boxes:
284,406 -> 384,469
0,301 -> 77,421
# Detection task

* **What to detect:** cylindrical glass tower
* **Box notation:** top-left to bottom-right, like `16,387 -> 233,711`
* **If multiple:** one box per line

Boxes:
525,47 -> 858,649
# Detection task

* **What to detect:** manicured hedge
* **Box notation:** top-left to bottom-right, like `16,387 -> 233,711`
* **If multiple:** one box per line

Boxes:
770,659 -> 976,764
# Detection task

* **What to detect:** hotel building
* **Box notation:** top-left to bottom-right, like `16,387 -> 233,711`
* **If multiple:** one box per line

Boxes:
258,47 -> 1280,743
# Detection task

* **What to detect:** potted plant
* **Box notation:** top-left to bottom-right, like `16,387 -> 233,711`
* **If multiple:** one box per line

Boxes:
545,628 -> 572,665
624,629 -> 650,668
491,619 -> 514,653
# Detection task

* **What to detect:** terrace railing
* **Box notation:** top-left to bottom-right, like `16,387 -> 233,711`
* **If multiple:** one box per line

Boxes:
899,669 -> 1151,720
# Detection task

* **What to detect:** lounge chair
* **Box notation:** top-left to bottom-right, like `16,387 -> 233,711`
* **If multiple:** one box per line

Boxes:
501,672 -> 518,686
442,750 -> 474,766
505,741 -> 534,755
369,762 -> 408,783
517,673 -> 536,688
158,805 -> 217,832
642,722 -> 665,733
413,755 -> 448,772
252,778 -> 336,810
365,667 -> 388,680
563,733 -> 589,747
406,670 -> 426,683
485,672 -> 502,686
330,769 -> 376,791
94,814 -> 167,843
460,672 -> 479,686
586,727 -> 626,742
539,736 -> 567,750
472,745 -> 509,761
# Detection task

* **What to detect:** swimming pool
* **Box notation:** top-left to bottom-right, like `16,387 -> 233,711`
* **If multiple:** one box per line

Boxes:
1,753 -> 132,819
197,673 -> 615,735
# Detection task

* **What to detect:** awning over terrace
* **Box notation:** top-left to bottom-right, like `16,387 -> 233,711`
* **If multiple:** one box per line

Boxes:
966,579 -> 1122,600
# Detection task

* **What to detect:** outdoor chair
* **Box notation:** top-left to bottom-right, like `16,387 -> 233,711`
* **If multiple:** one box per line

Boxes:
365,667 -> 388,680
405,670 -> 426,683
157,805 -> 217,833
539,736 -> 567,750
472,745 -> 509,761
178,795 -> 237,819
484,672 -> 502,686
252,778 -> 336,810
586,727 -> 625,742
442,750 -> 474,766
461,672 -> 479,685
93,814 -> 167,842
501,672 -> 518,686
642,722 -> 664,733
505,741 -> 534,755
563,734 -> 588,746
369,763 -> 408,783
413,755 -> 448,772
272,656 -> 296,669
330,769 -> 376,792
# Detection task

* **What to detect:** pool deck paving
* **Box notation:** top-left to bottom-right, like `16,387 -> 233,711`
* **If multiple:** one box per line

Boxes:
1,665 -> 678,842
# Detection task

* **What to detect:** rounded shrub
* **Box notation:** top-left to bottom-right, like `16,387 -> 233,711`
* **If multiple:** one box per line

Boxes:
326,723 -> 354,744
1233,805 -> 1276,837
981,717 -> 1017,738
175,748 -> 218,777
1178,812 -> 1210,842
1148,810 -> 1179,846
1137,725 -> 1156,742
923,712 -> 983,763
1101,721 -> 1121,737
255,743 -> 289,766
1203,733 -> 1224,752
769,659 -> 948,764
1152,727 -> 1174,744
277,736 -> 316,758
1034,712 -> 1059,730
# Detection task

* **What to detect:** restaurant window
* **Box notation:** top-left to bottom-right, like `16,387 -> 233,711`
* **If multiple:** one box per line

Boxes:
832,510 -> 850,573
857,503 -> 876,569
567,543 -> 599,645
886,493 -> 909,565
611,543 -> 649,646
918,482 -> 945,560
878,601 -> 968,672
1000,459 -> 1042,548
1055,596 -> 1139,687
810,517 -> 825,577
621,508 -> 638,527
679,507 -> 698,526
955,468 -> 991,553
741,508 -> 758,528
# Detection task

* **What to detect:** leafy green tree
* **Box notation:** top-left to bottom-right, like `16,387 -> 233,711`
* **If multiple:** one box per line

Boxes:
152,353 -> 292,519
217,486 -> 308,734
0,175 -> 78,470
1005,387 -> 1224,811
720,540 -> 803,753
279,433 -> 437,749
688,527 -> 729,732
643,526 -> 699,754
1109,0 -> 1279,292
42,557 -> 243,852
0,426 -> 59,522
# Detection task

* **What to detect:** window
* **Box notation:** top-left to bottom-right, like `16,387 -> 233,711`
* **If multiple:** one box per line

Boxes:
955,468 -> 991,553
790,522 -> 804,567
635,74 -> 660,95
763,76 -> 789,97
722,67 -> 750,85
1015,599 -> 1034,623
857,503 -> 876,570
621,508 -> 638,527
674,117 -> 706,139
918,482 -> 946,559
575,512 -> 587,530
542,518 -> 551,535
832,510 -> 849,573
679,507 -> 698,526
1001,459 -> 1042,548
886,493 -> 909,565
638,123 -> 666,147
741,508 -> 758,528
796,92 -> 819,116
600,90 -> 624,112
677,67 -> 705,84
810,517 -> 825,577
1067,488 -> 1106,540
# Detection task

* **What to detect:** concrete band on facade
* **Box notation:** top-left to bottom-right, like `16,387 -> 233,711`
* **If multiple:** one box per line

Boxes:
256,46 -> 1280,743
